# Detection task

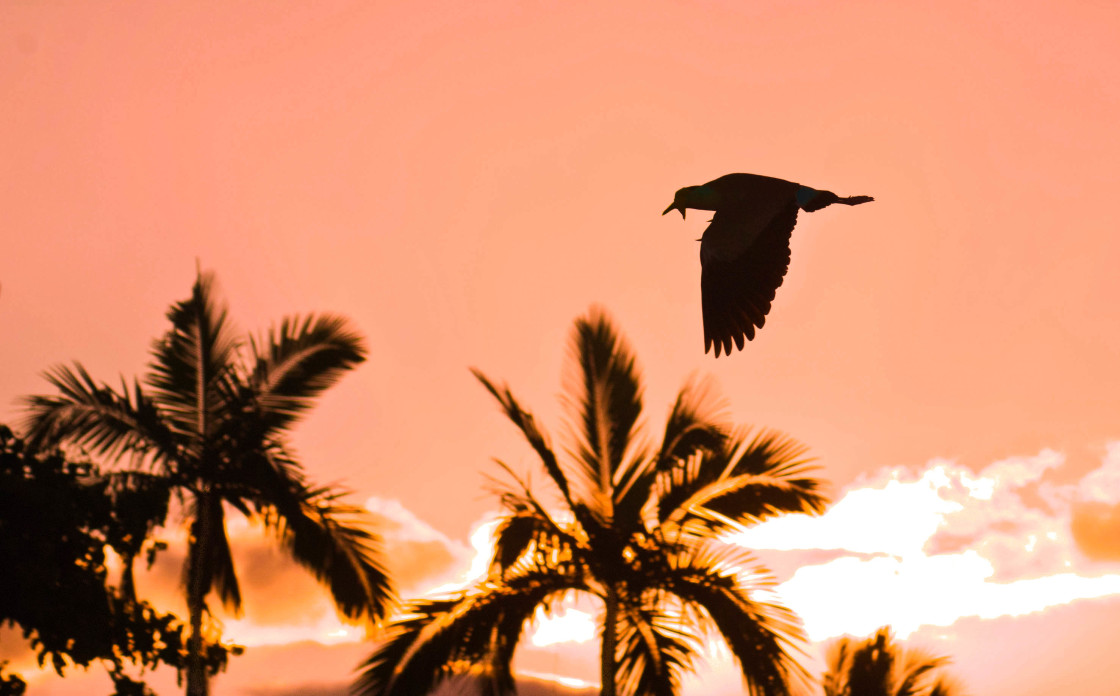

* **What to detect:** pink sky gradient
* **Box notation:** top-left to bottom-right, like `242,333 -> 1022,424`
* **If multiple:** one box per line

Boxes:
4,1 -> 1120,694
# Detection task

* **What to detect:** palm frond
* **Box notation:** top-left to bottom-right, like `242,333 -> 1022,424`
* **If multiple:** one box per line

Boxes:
614,603 -> 700,696
658,428 -> 826,535
353,570 -> 584,696
822,640 -> 850,696
146,270 -> 242,439
472,369 -> 575,507
263,483 -> 395,624
655,450 -> 721,528
473,371 -> 610,555
249,313 -> 367,432
896,657 -> 948,696
202,436 -> 393,622
489,505 -> 579,582
823,627 -> 962,696
22,363 -> 179,470
610,455 -> 657,537
352,598 -> 459,696
209,504 -> 243,613
658,554 -> 810,696
656,375 -> 729,468
845,629 -> 896,696
926,677 -> 967,696
825,626 -> 959,696
489,511 -> 552,577
677,540 -> 777,587
613,376 -> 728,535
561,308 -> 645,517
485,461 -> 585,576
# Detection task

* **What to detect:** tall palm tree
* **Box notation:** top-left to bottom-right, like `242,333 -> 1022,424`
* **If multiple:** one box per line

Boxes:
354,308 -> 827,696
23,270 -> 395,696
822,627 -> 965,696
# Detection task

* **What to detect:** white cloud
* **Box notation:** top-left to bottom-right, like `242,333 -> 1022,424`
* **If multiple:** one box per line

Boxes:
979,448 -> 1064,489
363,495 -> 482,596
731,447 -> 1120,640
424,516 -> 502,595
1073,442 -> 1120,504
189,445 -> 1120,680
730,463 -> 966,557
529,607 -> 596,647
447,446 -> 1120,650
779,551 -> 993,639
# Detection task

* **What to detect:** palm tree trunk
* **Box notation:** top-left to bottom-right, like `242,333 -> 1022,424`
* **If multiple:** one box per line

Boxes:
600,585 -> 618,696
185,495 -> 211,696
185,597 -> 208,696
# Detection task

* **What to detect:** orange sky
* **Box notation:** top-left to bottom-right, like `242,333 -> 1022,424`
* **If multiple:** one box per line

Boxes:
3,1 -> 1120,694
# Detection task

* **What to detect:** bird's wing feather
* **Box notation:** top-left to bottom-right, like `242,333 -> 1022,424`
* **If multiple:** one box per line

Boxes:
700,204 -> 798,356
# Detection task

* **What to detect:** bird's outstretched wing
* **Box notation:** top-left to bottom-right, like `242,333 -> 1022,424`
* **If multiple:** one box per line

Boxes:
700,204 -> 798,356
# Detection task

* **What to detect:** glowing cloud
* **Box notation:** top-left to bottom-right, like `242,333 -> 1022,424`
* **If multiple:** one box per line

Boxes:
530,607 -> 596,647
1075,442 -> 1120,504
731,463 -> 967,557
363,496 -> 477,595
427,518 -> 600,648
426,517 -> 502,594
121,496 -> 483,648
731,447 -> 1120,640
429,447 -> 1120,649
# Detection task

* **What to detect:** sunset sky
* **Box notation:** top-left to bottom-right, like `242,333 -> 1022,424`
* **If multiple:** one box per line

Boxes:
3,1 -> 1120,694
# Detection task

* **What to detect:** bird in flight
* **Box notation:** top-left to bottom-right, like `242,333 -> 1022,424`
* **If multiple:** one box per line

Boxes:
664,173 -> 873,357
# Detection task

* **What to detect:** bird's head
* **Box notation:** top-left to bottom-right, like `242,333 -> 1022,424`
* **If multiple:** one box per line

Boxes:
662,186 -> 696,219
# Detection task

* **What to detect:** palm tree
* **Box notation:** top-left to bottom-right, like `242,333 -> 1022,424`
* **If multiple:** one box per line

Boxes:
23,270 -> 395,696
354,308 -> 827,696
822,627 -> 965,696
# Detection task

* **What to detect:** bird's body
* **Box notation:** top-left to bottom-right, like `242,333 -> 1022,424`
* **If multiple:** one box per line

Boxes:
664,173 -> 873,357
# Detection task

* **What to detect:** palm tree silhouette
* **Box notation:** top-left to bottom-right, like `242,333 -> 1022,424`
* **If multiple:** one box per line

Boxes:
822,627 -> 965,696
354,308 -> 827,696
23,270 -> 395,696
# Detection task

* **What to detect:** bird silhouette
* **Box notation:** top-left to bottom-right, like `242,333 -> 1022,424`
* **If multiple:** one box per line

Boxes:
664,173 -> 873,357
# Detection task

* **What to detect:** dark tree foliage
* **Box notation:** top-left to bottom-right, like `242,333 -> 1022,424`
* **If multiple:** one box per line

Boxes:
0,425 -> 239,694
22,269 -> 392,696
822,626 -> 966,696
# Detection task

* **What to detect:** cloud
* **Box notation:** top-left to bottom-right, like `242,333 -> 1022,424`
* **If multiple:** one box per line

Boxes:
447,446 -> 1120,651
64,445 -> 1120,693
529,606 -> 596,647
1066,442 -> 1120,562
728,446 -> 1120,640
729,463 -> 966,557
1073,442 -> 1120,504
125,520 -> 339,636
123,495 -> 478,647
362,496 -> 476,595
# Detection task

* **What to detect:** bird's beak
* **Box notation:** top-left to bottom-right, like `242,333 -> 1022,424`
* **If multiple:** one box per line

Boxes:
662,203 -> 685,219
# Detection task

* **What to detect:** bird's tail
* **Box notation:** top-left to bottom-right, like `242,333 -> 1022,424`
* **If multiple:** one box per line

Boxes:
801,190 -> 875,212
